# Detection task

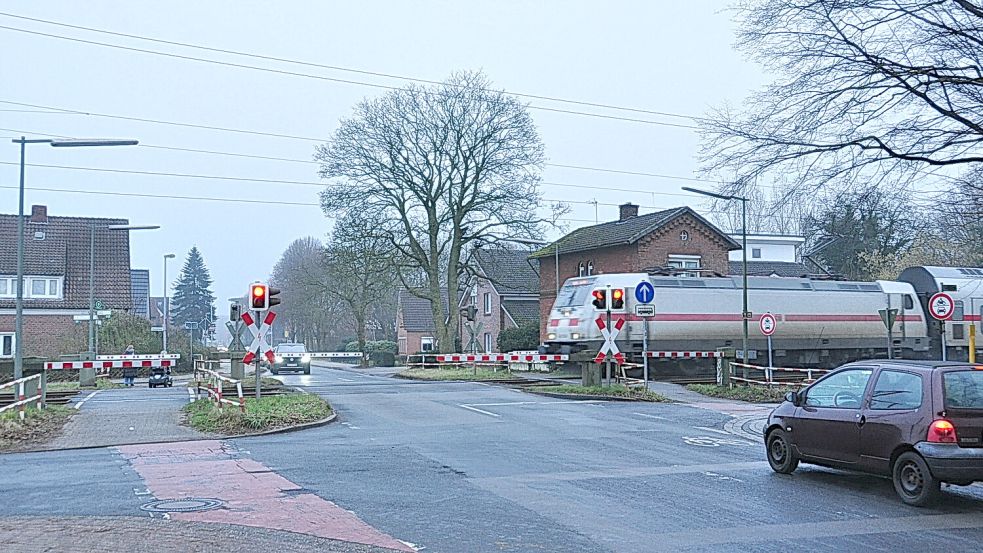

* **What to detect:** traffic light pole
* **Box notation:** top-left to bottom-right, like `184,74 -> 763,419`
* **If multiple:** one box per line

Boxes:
255,309 -> 262,399
605,285 -> 612,387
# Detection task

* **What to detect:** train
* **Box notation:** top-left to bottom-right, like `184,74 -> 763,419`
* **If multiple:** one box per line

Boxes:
541,266 -> 981,373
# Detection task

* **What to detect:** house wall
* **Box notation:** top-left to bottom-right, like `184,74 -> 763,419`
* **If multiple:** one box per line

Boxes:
0,313 -> 81,359
727,237 -> 803,263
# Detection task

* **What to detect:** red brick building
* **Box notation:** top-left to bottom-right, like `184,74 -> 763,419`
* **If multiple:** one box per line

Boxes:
0,205 -> 134,359
458,248 -> 540,352
529,204 -> 740,339
396,289 -> 448,356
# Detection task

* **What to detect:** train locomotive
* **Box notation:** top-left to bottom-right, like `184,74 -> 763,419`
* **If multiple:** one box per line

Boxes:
542,266 -> 982,373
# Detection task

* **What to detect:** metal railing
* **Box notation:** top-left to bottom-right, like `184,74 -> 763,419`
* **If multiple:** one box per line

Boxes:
728,362 -> 829,388
0,373 -> 45,419
193,360 -> 245,413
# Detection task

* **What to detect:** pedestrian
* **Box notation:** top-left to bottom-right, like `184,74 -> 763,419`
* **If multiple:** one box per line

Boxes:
122,344 -> 137,386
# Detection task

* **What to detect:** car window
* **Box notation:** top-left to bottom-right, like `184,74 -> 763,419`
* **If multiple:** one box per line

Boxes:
804,368 -> 872,408
276,344 -> 306,353
943,370 -> 983,409
869,370 -> 922,410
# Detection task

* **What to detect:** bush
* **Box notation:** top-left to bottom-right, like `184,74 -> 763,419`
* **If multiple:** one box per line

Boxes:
498,321 -> 540,352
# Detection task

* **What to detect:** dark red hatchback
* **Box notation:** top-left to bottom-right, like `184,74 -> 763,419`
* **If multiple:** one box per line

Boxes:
764,360 -> 983,506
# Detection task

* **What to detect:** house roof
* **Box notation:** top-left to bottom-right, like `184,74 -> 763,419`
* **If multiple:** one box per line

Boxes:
398,289 -> 449,333
728,261 -> 814,278
502,299 -> 540,326
0,210 -> 132,310
474,248 -> 539,296
529,207 -> 740,259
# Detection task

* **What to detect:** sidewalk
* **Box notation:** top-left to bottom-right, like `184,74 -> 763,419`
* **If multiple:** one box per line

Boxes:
40,384 -> 215,450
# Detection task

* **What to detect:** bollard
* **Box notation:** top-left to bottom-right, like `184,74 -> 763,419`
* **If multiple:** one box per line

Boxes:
716,347 -> 735,387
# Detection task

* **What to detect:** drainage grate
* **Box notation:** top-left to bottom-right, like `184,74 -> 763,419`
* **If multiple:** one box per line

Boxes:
140,498 -> 224,513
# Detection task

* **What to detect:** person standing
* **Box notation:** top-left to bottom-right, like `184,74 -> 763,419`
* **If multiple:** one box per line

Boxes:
122,344 -> 137,386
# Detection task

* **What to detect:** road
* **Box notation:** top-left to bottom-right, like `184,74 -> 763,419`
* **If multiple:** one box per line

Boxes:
2,362 -> 983,552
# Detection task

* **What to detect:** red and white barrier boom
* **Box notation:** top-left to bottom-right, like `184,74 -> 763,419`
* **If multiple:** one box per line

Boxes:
644,351 -> 723,359
45,355 -> 179,370
435,353 -> 568,363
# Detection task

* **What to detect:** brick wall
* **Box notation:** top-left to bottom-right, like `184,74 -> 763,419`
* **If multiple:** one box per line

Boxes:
0,313 -> 79,359
459,278 -> 506,352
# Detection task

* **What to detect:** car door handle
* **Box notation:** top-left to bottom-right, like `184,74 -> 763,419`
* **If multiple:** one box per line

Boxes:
856,414 -> 866,427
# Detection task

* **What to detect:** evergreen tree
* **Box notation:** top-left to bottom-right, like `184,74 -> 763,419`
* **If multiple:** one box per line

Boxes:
169,247 -> 216,343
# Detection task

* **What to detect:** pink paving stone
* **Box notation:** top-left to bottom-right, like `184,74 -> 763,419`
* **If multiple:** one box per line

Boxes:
117,440 -> 413,552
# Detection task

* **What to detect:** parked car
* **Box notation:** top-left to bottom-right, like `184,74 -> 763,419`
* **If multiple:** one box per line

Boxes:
764,360 -> 983,506
271,343 -> 311,375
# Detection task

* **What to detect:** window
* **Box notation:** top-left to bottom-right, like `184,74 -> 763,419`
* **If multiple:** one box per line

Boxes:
586,261 -> 593,275
578,262 -> 586,277
1,334 -> 13,358
420,337 -> 436,352
484,332 -> 492,353
954,324 -> 965,341
679,230 -> 689,241
752,248 -> 762,259
804,368 -> 873,408
667,255 -> 701,277
0,275 -> 62,299
904,295 -> 914,310
944,370 -> 983,409
483,292 -> 492,315
954,300 -> 965,321
870,371 -> 922,410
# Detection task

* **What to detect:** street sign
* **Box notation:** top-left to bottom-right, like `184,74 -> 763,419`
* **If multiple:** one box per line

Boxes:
593,316 -> 626,365
94,299 -> 104,310
634,280 -> 655,304
759,313 -> 777,336
151,326 -> 165,332
742,311 -> 754,320
878,308 -> 899,330
464,321 -> 484,353
634,304 -> 656,317
241,311 -> 276,365
929,292 -> 955,321
184,321 -> 199,330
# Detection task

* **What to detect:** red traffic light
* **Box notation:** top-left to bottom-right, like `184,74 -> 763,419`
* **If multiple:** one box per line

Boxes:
611,288 -> 625,309
591,289 -> 607,310
250,283 -> 270,310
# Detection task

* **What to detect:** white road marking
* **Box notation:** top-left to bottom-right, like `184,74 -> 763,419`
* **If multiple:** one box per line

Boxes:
695,426 -> 733,436
338,378 -> 354,382
633,412 -> 667,420
74,390 -> 100,409
458,404 -> 501,417
465,400 -> 605,407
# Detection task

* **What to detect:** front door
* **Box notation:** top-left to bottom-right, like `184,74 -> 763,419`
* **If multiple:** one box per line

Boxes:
792,367 -> 874,464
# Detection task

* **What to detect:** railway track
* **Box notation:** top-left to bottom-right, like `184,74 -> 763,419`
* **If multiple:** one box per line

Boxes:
0,389 -> 80,407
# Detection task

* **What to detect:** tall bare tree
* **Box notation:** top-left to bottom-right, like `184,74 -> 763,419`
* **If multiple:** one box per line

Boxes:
701,0 -> 983,198
270,238 -> 346,351
316,71 -> 553,352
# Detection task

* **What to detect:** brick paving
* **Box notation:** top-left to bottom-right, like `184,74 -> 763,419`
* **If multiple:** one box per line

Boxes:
0,516 -> 406,553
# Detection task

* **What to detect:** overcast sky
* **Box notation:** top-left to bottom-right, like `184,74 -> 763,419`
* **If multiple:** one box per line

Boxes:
0,1 -> 763,332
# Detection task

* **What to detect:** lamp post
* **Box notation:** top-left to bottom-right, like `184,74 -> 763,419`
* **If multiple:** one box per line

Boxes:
162,253 -> 176,353
11,137 -> 138,380
682,186 -> 750,367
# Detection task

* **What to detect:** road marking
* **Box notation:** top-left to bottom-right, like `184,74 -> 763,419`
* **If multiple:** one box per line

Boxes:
338,378 -> 354,382
74,390 -> 100,409
694,426 -> 732,436
457,404 -> 501,417
633,412 -> 667,420
682,436 -> 755,447
475,461 -> 770,484
464,400 -> 605,407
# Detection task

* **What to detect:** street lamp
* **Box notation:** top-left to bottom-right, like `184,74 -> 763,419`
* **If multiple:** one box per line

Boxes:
86,224 -> 160,357
682,186 -> 750,366
11,136 -> 138,379
162,253 -> 176,353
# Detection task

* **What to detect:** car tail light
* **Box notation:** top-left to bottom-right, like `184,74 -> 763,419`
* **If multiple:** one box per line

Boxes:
927,419 -> 957,443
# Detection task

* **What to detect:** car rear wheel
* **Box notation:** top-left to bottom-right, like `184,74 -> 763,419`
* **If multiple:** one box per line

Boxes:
893,451 -> 940,507
304,366 -> 311,375
766,428 -> 799,474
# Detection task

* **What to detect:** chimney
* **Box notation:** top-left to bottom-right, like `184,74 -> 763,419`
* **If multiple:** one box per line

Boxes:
30,205 -> 48,224
619,203 -> 638,221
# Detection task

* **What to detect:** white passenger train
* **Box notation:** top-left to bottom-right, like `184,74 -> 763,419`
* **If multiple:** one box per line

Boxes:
543,266 -> 983,370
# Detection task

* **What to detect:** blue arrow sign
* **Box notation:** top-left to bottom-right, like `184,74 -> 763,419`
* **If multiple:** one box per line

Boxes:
635,280 -> 655,304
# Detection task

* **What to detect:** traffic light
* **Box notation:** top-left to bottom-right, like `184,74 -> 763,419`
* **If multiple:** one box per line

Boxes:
230,303 -> 242,322
269,287 -> 281,308
250,282 -> 270,310
591,288 -> 607,310
611,288 -> 625,310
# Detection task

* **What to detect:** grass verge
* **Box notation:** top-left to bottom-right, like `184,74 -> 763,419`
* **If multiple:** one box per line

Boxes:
0,405 -> 75,452
183,393 -> 332,434
46,379 -> 124,392
526,384 -> 671,402
685,383 -> 797,403
396,367 -> 513,381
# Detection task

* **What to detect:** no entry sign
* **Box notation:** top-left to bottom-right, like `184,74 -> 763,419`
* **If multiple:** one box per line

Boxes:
929,292 -> 955,321
759,313 -> 777,336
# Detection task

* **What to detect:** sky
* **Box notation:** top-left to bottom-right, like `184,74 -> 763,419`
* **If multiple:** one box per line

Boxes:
0,1 -> 764,337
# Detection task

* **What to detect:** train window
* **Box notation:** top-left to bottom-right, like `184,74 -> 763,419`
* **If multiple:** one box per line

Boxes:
954,301 -> 964,321
752,248 -> 761,259
904,295 -> 914,310
953,324 -> 965,340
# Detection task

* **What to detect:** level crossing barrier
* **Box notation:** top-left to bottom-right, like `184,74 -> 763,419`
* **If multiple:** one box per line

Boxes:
644,351 -> 723,359
729,362 -> 830,388
0,373 -> 45,420
193,359 -> 245,413
45,355 -> 179,371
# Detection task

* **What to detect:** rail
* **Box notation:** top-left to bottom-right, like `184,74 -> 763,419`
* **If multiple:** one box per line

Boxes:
193,360 -> 245,413
0,373 -> 45,420
729,362 -> 830,388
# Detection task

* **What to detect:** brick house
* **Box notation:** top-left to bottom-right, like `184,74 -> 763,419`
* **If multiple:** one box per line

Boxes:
396,289 -> 448,356
0,205 -> 134,359
458,248 -> 540,353
529,204 -> 740,339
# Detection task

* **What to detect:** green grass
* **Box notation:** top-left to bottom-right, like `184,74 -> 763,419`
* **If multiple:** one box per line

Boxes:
0,405 -> 75,451
685,383 -> 799,403
397,367 -> 512,381
47,378 -> 122,392
182,393 -> 332,434
526,384 -> 671,402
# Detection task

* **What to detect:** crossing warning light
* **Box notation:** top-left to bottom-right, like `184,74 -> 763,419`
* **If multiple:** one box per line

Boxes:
250,283 -> 269,311
591,289 -> 607,310
269,287 -> 282,308
611,288 -> 625,310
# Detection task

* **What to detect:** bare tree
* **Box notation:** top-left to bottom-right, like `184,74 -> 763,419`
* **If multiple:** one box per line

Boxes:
701,0 -> 983,198
270,238 -> 347,351
316,71 -> 554,352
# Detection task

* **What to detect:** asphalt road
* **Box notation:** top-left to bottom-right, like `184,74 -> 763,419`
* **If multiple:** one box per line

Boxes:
2,362 -> 983,552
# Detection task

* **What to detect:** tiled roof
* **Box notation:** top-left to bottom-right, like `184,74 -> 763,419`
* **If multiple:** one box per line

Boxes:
728,261 -> 813,278
474,248 -> 539,296
502,299 -> 540,326
0,212 -> 132,310
398,289 -> 449,333
529,206 -> 739,258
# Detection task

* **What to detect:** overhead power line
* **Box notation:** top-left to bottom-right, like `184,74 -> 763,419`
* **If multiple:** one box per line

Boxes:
0,24 -> 700,130
0,11 -> 702,123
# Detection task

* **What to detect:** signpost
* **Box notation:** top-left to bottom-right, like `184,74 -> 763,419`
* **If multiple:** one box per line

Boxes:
879,299 -> 899,360
635,280 -> 655,383
759,313 -> 776,378
929,292 -> 955,361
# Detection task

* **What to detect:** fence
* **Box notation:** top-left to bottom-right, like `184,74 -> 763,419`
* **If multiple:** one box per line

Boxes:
0,373 -> 45,420
728,361 -> 830,388
193,360 -> 245,413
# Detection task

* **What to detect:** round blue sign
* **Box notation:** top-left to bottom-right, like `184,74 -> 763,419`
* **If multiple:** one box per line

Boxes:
635,281 -> 655,304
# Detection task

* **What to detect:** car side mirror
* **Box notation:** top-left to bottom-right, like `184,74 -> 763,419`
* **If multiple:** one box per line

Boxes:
785,391 -> 801,406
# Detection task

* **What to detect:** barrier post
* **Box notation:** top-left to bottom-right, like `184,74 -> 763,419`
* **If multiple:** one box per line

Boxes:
39,370 -> 46,410
18,380 -> 25,420
716,347 -> 735,387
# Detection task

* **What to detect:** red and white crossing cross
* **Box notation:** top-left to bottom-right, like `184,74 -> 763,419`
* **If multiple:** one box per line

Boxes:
241,311 -> 277,365
594,315 -> 626,365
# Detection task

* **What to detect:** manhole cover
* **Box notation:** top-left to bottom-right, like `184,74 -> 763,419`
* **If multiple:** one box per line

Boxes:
140,498 -> 224,513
